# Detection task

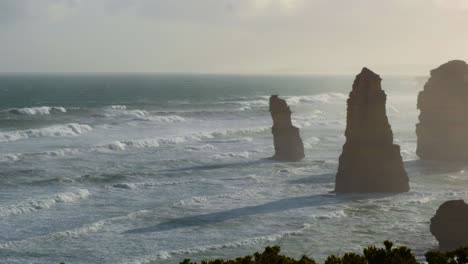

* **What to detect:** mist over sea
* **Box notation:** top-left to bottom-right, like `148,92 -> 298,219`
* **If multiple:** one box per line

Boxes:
0,74 -> 465,263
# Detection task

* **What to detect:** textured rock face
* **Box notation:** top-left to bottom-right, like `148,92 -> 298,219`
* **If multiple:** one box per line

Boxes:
270,95 -> 305,162
431,200 -> 468,251
417,60 -> 468,161
335,68 -> 409,193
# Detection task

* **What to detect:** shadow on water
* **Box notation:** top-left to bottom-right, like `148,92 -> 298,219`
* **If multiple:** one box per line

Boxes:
162,158 -> 285,173
123,192 -> 398,235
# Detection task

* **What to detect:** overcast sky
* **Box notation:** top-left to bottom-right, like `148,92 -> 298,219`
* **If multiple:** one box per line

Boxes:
0,0 -> 467,75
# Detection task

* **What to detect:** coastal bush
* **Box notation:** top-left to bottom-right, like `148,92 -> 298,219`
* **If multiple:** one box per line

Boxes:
425,246 -> 468,264
179,245 -> 317,264
180,241 -> 419,264
324,241 -> 418,264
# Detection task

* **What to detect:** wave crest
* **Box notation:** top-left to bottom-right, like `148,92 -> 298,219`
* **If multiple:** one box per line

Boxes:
0,123 -> 93,143
9,106 -> 67,115
0,189 -> 90,217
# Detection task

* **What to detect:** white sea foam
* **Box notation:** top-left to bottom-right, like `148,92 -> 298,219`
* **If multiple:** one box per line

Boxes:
285,93 -> 348,105
9,106 -> 67,115
303,137 -> 321,148
103,106 -> 185,123
211,127 -> 270,137
238,100 -> 269,107
105,105 -> 127,110
158,132 -> 216,145
0,189 -> 90,217
312,210 -> 348,220
146,115 -> 186,123
0,123 -> 93,143
0,148 -> 80,163
238,106 -> 252,111
0,153 -> 22,162
212,151 -> 250,160
184,144 -> 217,152
109,179 -> 199,190
237,93 -> 347,107
144,128 -> 266,147
173,189 -> 261,208
0,209 -> 151,249
99,139 -> 161,152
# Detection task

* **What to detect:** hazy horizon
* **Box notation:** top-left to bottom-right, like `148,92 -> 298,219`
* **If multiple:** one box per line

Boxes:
1,0 -> 467,75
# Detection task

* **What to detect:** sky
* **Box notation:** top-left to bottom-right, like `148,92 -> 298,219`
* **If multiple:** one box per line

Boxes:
0,0 -> 467,75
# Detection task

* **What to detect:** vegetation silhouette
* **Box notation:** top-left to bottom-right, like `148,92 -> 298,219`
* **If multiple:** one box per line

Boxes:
178,241 -> 468,264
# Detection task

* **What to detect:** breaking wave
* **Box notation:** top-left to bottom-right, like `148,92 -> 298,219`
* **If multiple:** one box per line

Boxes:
0,209 -> 152,249
0,189 -> 90,217
285,93 -> 348,106
109,179 -> 200,190
8,106 -> 67,115
99,139 -> 161,152
221,93 -> 347,108
312,210 -> 348,220
211,151 -> 250,160
102,106 -> 185,123
0,153 -> 22,162
0,123 -> 93,143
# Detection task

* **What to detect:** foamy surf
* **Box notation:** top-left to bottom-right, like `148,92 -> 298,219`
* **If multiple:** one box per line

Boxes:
8,106 -> 67,115
172,189 -> 262,208
0,123 -> 93,142
102,105 -> 186,123
0,189 -> 90,217
0,153 -> 22,162
108,179 -> 201,190
0,209 -> 152,250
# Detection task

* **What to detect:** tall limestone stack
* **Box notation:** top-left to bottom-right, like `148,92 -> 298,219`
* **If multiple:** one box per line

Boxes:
335,68 -> 409,193
269,95 -> 305,162
416,60 -> 468,161
430,200 -> 468,251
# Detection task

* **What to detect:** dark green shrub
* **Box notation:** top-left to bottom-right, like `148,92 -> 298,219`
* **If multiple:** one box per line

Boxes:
179,245 -> 316,264
181,241 -> 420,264
325,253 -> 366,264
324,241 -> 417,264
426,246 -> 468,264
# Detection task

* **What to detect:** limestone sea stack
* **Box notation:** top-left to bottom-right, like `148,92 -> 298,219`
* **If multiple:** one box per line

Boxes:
334,68 -> 409,193
269,95 -> 305,162
416,60 -> 468,161
430,200 -> 468,251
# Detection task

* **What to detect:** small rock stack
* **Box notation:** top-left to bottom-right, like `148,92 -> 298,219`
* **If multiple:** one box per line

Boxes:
416,60 -> 468,161
431,200 -> 468,251
335,68 -> 409,193
270,95 -> 305,162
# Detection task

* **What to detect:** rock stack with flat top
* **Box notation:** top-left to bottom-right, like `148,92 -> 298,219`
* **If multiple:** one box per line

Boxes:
430,200 -> 468,251
335,68 -> 409,193
270,95 -> 305,162
416,60 -> 468,161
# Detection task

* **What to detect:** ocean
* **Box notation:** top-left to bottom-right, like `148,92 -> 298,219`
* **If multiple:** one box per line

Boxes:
0,73 -> 466,264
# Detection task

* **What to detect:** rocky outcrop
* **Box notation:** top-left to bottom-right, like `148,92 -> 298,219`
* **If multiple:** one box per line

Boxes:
270,95 -> 305,162
334,68 -> 409,193
431,200 -> 468,251
417,60 -> 468,161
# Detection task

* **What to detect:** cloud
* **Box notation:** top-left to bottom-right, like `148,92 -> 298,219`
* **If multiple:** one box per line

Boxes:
433,0 -> 468,10
0,0 -> 81,23
105,0 -> 307,22
0,0 -> 29,23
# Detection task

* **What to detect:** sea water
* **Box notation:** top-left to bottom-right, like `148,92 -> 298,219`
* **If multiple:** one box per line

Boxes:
0,74 -> 466,264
